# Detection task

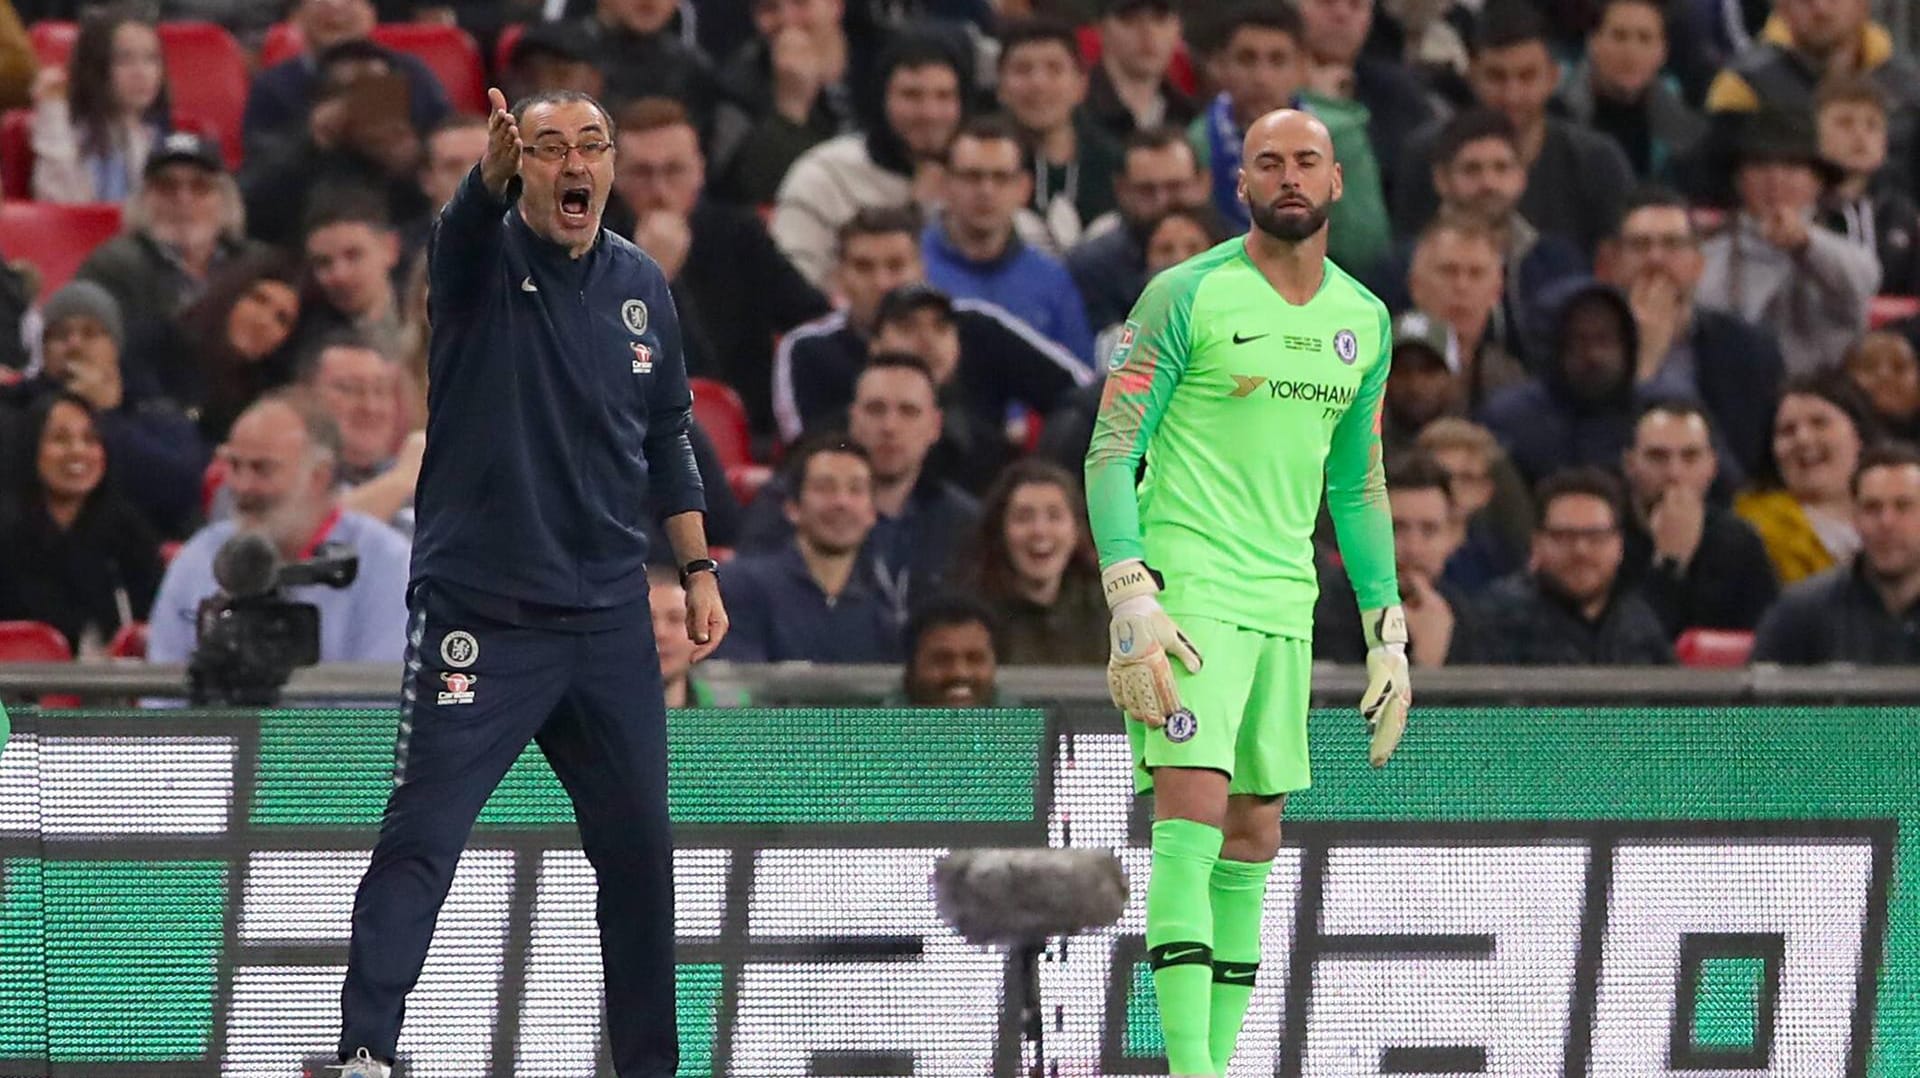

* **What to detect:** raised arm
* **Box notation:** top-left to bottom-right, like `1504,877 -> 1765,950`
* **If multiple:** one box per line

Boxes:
429,88 -> 521,312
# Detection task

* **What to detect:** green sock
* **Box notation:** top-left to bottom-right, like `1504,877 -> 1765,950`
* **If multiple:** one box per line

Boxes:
1208,857 -> 1273,1075
1147,819 -> 1224,1075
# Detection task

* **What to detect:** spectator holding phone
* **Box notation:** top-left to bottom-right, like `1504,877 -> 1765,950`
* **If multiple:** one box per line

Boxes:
30,4 -> 169,205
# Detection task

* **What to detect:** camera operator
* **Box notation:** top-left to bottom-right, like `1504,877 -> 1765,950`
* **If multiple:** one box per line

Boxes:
147,390 -> 410,665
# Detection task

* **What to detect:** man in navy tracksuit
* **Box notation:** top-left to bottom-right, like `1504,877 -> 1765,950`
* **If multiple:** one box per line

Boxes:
333,87 -> 729,1078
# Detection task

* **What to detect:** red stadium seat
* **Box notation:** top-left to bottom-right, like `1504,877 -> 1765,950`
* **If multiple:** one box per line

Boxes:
1076,24 -> 1197,96
0,201 -> 122,295
372,24 -> 488,114
258,21 -> 302,67
726,464 -> 772,505
0,109 -> 31,199
1870,295 -> 1920,329
107,621 -> 147,660
495,22 -> 525,74
1674,628 -> 1755,668
258,23 -> 488,114
0,620 -> 78,708
691,377 -> 753,468
28,21 -> 76,68
157,22 -> 248,169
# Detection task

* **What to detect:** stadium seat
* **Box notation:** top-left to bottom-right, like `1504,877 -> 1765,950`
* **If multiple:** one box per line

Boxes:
28,21 -> 76,68
1870,295 -> 1920,329
1674,628 -> 1755,668
258,21 -> 302,67
495,22 -> 525,74
157,22 -> 248,168
258,23 -> 488,114
691,378 -> 753,468
0,109 -> 31,198
0,620 -> 78,708
0,201 -> 122,296
107,621 -> 147,660
1076,25 -> 1197,96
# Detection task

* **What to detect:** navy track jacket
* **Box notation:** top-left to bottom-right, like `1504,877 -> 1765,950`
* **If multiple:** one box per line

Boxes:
410,165 -> 705,611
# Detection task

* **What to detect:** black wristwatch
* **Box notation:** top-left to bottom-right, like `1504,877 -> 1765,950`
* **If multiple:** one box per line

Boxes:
680,558 -> 720,586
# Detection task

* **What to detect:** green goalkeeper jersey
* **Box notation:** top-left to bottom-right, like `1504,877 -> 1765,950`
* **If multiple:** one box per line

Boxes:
1086,237 -> 1400,639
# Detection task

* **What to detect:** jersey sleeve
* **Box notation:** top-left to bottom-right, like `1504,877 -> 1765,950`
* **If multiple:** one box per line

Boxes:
1084,269 -> 1194,569
1326,310 -> 1400,611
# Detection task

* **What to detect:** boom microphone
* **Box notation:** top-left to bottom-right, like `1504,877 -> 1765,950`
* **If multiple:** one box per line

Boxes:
933,848 -> 1129,947
212,531 -> 280,599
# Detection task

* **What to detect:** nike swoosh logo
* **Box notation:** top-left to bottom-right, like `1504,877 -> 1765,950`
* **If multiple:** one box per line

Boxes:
1161,946 -> 1206,962
520,277 -> 538,293
1232,332 -> 1269,344
1218,970 -> 1256,983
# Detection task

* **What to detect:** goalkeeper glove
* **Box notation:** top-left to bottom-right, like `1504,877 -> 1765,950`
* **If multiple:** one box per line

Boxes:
1102,559 -> 1203,728
1359,605 -> 1411,767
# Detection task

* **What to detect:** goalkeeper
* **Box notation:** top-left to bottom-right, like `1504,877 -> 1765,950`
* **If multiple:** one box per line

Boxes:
1084,108 -> 1411,1078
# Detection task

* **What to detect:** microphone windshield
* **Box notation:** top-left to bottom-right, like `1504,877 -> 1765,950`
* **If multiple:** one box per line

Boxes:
212,531 -> 280,598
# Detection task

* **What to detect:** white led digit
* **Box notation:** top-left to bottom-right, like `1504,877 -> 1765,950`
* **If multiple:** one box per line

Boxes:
730,848 -> 1001,1077
1591,840 -> 1874,1076
514,848 -> 729,1076
1301,844 -> 1588,1076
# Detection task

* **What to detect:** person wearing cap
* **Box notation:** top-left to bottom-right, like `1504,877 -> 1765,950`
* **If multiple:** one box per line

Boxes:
1084,0 -> 1195,142
75,130 -> 262,391
1381,308 -> 1462,455
1698,109 -> 1881,374
773,205 -> 1089,446
1598,185 -> 1783,483
1701,0 -> 1920,204
561,0 -> 720,123
242,0 -> 451,164
2,281 -> 207,539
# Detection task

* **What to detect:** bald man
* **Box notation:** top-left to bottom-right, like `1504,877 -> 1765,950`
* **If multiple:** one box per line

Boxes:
1085,109 -> 1410,1077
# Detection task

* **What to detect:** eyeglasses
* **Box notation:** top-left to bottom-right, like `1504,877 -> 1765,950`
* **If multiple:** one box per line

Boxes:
1540,525 -> 1619,546
1620,233 -> 1696,254
522,140 -> 612,163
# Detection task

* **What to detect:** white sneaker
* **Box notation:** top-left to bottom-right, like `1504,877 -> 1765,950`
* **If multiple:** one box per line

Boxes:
328,1048 -> 392,1078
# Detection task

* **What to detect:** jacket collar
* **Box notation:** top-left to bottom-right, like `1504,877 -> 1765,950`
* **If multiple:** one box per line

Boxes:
1760,13 -> 1896,69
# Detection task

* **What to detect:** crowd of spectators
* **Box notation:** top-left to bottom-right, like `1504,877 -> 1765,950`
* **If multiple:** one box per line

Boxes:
2,0 -> 1920,690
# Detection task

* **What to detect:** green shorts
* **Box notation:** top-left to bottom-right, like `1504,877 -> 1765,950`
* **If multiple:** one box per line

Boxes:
1125,616 -> 1312,797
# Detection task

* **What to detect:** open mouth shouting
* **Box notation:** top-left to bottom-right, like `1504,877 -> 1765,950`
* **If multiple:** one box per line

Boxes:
558,184 -> 594,229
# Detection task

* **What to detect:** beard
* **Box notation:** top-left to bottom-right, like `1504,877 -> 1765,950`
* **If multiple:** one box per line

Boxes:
1248,192 -> 1331,243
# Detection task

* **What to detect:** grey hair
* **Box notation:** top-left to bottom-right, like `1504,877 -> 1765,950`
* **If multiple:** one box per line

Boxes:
512,90 -> 617,143
125,169 -> 246,242
246,387 -> 344,470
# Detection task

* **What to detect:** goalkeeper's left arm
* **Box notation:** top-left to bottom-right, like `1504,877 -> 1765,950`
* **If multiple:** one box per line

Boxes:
1325,321 -> 1410,766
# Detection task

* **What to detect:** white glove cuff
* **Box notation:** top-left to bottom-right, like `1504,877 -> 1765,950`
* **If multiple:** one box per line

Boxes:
1362,604 -> 1408,650
1102,558 -> 1161,610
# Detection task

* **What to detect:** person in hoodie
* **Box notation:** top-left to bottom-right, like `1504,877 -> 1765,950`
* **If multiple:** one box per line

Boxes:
1478,277 -> 1650,489
771,33 -> 968,287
